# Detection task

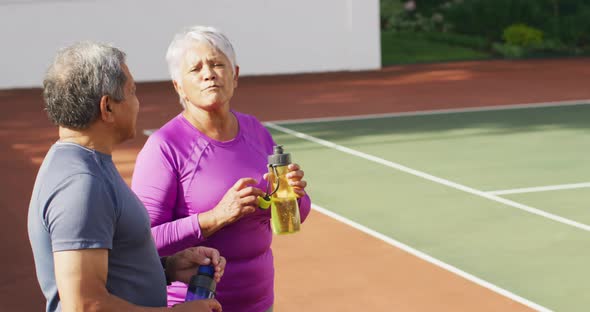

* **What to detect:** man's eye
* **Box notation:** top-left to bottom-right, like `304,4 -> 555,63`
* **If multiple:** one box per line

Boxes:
214,63 -> 224,67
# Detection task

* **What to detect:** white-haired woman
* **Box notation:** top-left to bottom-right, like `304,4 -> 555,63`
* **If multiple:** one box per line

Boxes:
132,26 -> 312,312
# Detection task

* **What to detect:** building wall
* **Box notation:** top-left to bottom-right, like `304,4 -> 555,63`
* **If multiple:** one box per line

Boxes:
0,0 -> 380,88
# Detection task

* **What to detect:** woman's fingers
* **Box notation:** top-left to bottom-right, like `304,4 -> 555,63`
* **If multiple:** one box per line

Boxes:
288,163 -> 300,171
232,177 -> 258,191
287,170 -> 304,180
293,188 -> 306,198
238,186 -> 265,198
289,180 -> 307,189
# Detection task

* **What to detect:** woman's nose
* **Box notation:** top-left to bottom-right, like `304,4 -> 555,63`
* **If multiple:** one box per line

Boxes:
202,65 -> 216,80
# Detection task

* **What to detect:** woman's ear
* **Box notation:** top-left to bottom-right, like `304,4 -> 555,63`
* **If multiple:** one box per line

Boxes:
172,80 -> 184,98
99,95 -> 115,122
233,66 -> 240,87
173,80 -> 189,104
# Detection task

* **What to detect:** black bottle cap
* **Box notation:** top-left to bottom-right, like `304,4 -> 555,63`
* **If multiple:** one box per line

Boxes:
268,145 -> 291,166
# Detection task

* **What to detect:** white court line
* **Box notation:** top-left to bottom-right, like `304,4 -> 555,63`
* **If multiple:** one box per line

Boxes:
268,122 -> 564,310
488,182 -> 590,196
311,203 -> 552,312
269,99 -> 590,125
266,122 -> 590,232
143,99 -> 590,136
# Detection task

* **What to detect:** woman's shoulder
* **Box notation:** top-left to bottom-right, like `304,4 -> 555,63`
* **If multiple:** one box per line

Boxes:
234,111 -> 266,132
234,111 -> 274,151
148,114 -> 188,140
143,114 -> 202,154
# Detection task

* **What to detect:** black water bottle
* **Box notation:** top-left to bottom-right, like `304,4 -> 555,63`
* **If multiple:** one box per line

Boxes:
185,265 -> 216,301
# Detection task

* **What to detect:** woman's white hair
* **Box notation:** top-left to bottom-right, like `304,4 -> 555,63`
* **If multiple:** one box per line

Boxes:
166,26 -> 237,107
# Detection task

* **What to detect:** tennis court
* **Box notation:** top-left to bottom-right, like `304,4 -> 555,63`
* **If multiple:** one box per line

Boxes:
3,58 -> 590,311
266,102 -> 590,312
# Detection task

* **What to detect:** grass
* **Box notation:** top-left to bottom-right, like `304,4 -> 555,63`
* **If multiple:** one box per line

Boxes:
381,31 -> 492,66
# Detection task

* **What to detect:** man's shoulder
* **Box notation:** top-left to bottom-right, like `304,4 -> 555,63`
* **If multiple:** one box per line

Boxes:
44,143 -> 106,176
30,144 -> 119,230
34,143 -> 113,199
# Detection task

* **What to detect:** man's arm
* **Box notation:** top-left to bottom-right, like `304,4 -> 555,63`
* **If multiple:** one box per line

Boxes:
53,249 -> 221,312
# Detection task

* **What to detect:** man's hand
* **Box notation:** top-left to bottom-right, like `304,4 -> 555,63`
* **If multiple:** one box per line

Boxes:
167,246 -> 226,284
54,248 -> 224,312
171,298 -> 222,312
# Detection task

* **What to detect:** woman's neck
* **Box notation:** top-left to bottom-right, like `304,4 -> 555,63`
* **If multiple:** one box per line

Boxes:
182,107 -> 238,141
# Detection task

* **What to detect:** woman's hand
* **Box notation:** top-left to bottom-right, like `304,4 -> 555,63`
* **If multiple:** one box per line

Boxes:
215,177 -> 266,224
286,163 -> 307,198
199,178 -> 265,237
264,163 -> 308,198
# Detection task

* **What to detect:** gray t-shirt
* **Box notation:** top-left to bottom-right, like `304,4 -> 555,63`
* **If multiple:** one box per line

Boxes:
28,142 -> 167,312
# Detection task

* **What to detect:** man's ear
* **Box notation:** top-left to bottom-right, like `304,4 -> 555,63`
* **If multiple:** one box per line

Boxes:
233,66 -> 240,88
99,95 -> 115,122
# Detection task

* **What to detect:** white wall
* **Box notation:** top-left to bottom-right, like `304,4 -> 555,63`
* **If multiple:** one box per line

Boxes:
0,0 -> 380,89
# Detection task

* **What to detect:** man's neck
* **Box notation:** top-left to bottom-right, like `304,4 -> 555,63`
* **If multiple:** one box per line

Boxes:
59,126 -> 115,155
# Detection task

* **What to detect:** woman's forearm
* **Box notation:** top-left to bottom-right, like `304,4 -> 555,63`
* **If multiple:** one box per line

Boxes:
151,215 -> 205,256
197,208 -> 228,238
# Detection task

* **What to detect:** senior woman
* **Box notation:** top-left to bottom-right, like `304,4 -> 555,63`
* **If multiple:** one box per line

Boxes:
131,26 -> 311,312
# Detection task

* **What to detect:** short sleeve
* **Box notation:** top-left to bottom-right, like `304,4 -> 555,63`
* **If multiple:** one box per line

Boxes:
44,174 -> 117,252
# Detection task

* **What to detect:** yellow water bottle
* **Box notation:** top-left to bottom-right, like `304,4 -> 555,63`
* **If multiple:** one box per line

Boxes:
267,145 -> 301,234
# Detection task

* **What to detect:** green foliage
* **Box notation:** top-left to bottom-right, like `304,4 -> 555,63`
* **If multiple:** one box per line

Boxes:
442,0 -> 590,48
381,31 -> 491,65
421,31 -> 489,50
380,0 -> 451,32
380,0 -> 404,30
502,24 -> 543,47
557,4 -> 590,47
443,0 -> 550,41
389,12 -> 442,32
492,43 -> 525,59
378,0 -> 590,63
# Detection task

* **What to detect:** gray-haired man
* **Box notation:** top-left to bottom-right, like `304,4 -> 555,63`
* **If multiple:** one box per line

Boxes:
28,41 -> 224,312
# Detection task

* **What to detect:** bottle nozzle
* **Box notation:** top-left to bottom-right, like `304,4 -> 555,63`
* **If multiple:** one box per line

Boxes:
268,145 -> 291,166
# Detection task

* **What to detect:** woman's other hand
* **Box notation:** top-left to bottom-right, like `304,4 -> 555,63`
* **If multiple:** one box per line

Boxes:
286,163 -> 307,198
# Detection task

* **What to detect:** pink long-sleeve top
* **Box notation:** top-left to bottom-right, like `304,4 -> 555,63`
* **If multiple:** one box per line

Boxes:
131,111 -> 311,312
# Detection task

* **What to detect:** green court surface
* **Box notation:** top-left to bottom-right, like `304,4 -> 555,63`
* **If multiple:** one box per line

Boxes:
505,188 -> 590,225
266,104 -> 590,312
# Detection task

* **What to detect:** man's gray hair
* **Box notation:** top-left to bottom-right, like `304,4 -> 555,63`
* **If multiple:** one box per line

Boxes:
166,26 -> 237,108
43,41 -> 127,129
